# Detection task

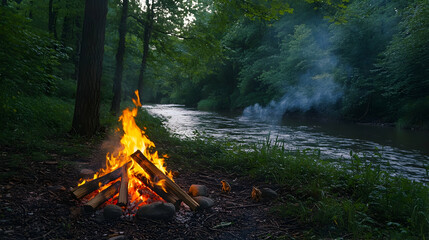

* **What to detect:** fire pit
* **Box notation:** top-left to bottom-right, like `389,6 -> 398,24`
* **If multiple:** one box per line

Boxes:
71,91 -> 199,217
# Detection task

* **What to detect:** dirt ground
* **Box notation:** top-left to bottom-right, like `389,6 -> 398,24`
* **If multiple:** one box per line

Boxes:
0,145 -> 304,240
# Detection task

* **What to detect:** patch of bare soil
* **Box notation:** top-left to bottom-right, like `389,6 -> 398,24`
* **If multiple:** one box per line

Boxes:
0,146 -> 304,240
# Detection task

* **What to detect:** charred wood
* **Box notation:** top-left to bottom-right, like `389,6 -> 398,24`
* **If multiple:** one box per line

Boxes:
84,181 -> 120,211
72,161 -> 130,199
133,172 -> 181,210
117,163 -> 130,207
131,150 -> 200,210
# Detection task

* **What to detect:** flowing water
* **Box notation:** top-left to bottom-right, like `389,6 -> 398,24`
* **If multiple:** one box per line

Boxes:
143,104 -> 429,183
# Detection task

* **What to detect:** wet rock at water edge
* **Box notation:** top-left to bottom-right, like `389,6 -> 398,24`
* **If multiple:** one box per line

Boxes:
189,184 -> 208,197
136,202 -> 176,220
103,204 -> 123,221
193,196 -> 214,209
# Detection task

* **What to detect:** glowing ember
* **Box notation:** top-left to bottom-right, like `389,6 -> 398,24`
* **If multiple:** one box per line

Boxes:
78,90 -> 173,210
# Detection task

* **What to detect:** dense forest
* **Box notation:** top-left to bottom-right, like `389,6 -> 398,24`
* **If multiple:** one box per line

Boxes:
1,1 -> 429,239
1,0 -> 428,139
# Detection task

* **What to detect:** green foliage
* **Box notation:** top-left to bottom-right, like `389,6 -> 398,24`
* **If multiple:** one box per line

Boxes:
197,96 -> 226,111
215,0 -> 294,21
0,5 -> 88,162
0,8 -> 64,96
397,97 -> 429,129
0,7 -> 75,142
374,0 -> 429,127
145,0 -> 428,128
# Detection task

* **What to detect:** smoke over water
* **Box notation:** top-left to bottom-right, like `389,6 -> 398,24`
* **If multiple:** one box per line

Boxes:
241,55 -> 343,124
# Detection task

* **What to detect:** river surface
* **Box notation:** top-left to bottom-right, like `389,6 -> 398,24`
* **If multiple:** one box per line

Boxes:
143,104 -> 429,183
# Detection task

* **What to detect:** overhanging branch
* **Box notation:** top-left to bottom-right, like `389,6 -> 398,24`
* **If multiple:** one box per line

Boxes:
130,15 -> 195,40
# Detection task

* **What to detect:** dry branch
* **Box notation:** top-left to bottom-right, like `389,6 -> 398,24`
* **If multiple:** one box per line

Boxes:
131,150 -> 200,210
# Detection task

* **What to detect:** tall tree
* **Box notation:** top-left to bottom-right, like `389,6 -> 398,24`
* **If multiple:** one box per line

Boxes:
60,1 -> 73,44
2,0 -> 7,6
110,0 -> 129,115
48,0 -> 58,38
58,0 -> 84,80
73,15 -> 82,80
28,0 -> 33,19
71,0 -> 108,136
136,0 -> 154,100
131,0 -> 194,100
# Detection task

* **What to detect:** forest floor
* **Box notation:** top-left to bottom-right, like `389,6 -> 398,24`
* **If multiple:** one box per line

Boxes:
0,141 -> 307,240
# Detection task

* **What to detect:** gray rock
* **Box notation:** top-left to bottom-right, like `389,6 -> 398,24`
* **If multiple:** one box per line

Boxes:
136,202 -> 175,220
188,184 -> 208,197
260,188 -> 278,201
193,196 -> 214,209
103,204 -> 123,220
79,169 -> 95,178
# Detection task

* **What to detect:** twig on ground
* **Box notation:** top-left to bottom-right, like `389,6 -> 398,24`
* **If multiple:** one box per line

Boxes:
202,212 -> 216,224
225,204 -> 263,209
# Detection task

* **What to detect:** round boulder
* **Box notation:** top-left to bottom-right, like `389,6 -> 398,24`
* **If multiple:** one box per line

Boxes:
193,196 -> 214,209
136,202 -> 175,220
103,204 -> 123,221
188,184 -> 208,197
260,188 -> 278,201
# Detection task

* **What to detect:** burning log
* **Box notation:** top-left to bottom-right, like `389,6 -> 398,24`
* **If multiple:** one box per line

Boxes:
117,163 -> 130,207
72,161 -> 130,199
84,181 -> 121,211
134,172 -> 182,210
131,150 -> 200,211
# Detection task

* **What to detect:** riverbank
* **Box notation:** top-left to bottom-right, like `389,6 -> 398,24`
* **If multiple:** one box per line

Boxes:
139,108 -> 429,239
1,103 -> 428,239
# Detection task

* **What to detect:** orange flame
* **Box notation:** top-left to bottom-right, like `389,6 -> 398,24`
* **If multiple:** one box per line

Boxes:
78,90 -> 172,207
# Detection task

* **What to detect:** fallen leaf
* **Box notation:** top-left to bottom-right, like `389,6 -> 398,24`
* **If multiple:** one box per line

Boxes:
213,222 -> 233,229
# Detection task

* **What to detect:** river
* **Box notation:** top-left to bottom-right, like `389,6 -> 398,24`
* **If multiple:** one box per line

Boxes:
143,104 -> 429,183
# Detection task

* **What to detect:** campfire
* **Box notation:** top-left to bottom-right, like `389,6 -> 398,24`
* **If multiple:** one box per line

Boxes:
71,91 -> 199,215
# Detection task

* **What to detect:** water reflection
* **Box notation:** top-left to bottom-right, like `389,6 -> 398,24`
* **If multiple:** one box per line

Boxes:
143,104 -> 429,182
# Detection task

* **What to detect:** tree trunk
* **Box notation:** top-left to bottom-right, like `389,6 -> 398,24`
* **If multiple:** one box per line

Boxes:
137,0 -> 154,100
71,0 -> 108,136
28,0 -> 33,19
73,15 -> 82,81
48,0 -> 57,38
61,15 -> 73,45
53,7 -> 58,39
110,0 -> 129,115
